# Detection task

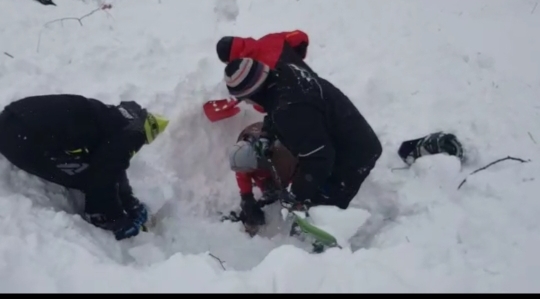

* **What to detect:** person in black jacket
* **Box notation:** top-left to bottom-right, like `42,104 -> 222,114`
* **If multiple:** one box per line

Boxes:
0,94 -> 169,240
222,58 -> 382,210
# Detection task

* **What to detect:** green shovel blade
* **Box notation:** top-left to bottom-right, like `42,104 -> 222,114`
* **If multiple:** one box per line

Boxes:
293,214 -> 339,247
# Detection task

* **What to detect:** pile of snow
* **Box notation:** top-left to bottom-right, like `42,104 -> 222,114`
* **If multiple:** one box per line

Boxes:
0,0 -> 539,292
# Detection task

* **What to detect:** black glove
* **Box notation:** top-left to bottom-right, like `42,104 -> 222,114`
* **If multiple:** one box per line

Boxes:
280,190 -> 309,212
120,192 -> 146,218
239,193 -> 265,235
398,132 -> 464,165
125,202 -> 149,226
84,212 -> 144,241
117,173 -> 149,228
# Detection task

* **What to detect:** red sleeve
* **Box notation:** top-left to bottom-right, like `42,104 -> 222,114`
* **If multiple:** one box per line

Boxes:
282,30 -> 309,48
235,172 -> 254,195
229,37 -> 257,62
251,170 -> 273,193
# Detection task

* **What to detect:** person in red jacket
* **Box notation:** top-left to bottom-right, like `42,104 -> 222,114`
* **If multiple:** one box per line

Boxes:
227,122 -> 298,236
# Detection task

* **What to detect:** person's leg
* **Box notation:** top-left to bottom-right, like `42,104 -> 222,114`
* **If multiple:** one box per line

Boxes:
325,167 -> 373,209
311,153 -> 380,209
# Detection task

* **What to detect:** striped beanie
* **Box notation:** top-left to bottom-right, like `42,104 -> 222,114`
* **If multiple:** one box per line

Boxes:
224,58 -> 270,100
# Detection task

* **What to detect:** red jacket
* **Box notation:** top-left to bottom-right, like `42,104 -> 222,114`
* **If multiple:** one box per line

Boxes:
237,169 -> 295,196
236,170 -> 272,195
228,30 -> 310,69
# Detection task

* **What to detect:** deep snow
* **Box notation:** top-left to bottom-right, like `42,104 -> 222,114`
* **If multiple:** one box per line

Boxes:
1,0 -> 540,293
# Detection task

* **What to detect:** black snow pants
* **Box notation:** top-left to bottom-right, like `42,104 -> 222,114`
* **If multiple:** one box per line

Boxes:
311,152 -> 380,210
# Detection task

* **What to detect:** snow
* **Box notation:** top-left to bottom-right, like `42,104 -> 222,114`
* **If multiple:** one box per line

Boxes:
1,0 -> 540,293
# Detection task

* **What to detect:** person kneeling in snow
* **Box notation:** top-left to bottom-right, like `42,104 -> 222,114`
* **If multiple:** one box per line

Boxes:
227,122 -> 298,236
0,94 -> 169,241
223,57 -> 383,216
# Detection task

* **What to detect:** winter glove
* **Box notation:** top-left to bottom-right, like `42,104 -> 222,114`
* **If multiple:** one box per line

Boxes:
125,202 -> 149,228
398,132 -> 464,166
279,191 -> 310,211
111,216 -> 145,240
84,213 -> 144,241
240,193 -> 266,236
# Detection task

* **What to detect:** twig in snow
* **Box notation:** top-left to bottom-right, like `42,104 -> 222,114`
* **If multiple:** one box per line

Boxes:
208,253 -> 226,270
532,2 -> 538,14
528,132 -> 537,144
457,156 -> 531,190
391,166 -> 410,172
36,4 -> 113,53
3,52 -> 14,59
43,4 -> 112,27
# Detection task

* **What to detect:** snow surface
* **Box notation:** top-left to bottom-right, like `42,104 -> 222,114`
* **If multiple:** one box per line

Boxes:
1,0 -> 540,293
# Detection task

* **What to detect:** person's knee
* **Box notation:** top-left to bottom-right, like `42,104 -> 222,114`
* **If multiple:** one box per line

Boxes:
335,199 -> 351,209
325,179 -> 361,209
373,136 -> 383,158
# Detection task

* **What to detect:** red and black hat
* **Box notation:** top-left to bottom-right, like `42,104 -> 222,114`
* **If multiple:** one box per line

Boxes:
224,58 -> 270,100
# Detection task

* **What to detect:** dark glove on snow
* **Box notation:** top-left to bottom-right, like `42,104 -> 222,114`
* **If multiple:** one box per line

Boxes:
111,215 -> 145,240
398,132 -> 464,165
240,193 -> 266,234
84,212 -> 145,241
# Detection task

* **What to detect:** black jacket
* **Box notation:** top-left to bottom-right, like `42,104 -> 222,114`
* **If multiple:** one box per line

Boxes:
3,94 -> 146,218
257,63 -> 382,201
279,42 -> 316,75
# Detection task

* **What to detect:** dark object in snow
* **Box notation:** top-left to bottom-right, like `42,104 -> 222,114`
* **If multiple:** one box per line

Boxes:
398,132 -> 465,166
34,0 -> 56,6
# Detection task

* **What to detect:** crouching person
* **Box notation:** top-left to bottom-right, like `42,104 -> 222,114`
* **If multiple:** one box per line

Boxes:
227,121 -> 298,236
0,94 -> 169,240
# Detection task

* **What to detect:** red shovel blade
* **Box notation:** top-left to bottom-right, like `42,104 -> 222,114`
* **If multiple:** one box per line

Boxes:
203,98 -> 241,122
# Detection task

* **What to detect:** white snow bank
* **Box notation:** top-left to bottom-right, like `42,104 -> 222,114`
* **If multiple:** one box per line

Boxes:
0,0 -> 539,293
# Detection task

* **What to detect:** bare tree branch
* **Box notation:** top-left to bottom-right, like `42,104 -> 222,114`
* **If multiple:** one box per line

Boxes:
208,253 -> 226,270
36,4 -> 113,53
457,156 -> 531,190
528,132 -> 537,145
391,166 -> 410,172
3,52 -> 14,59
